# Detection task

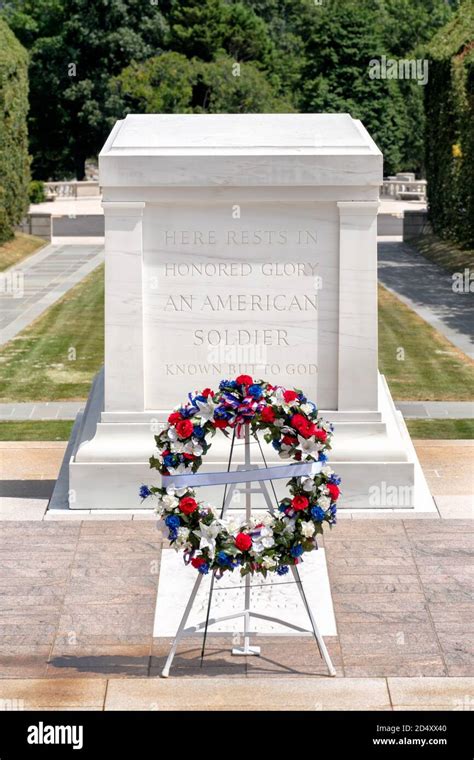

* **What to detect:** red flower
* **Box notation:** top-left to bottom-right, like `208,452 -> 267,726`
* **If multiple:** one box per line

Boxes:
282,434 -> 297,445
235,532 -> 252,551
283,389 -> 299,403
314,428 -> 327,443
182,453 -> 195,460
191,556 -> 206,569
291,413 -> 308,431
202,388 -> 214,398
327,483 -> 340,501
168,411 -> 182,425
176,419 -> 194,439
213,418 -> 228,429
236,374 -> 253,386
179,496 -> 198,514
292,495 -> 309,511
260,406 -> 276,423
291,414 -> 316,438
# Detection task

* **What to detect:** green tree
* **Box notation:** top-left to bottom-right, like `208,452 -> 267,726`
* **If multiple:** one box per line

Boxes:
424,0 -> 474,247
167,0 -> 274,64
113,52 -> 293,115
0,18 -> 30,243
5,0 -> 168,179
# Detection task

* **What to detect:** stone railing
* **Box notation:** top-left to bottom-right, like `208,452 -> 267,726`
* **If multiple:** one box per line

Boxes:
381,179 -> 427,201
44,181 -> 100,199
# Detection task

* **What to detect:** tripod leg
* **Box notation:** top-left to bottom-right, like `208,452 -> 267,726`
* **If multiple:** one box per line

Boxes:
161,573 -> 203,678
290,565 -> 336,677
232,573 -> 260,655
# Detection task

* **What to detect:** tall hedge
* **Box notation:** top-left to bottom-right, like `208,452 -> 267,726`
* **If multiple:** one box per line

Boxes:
425,1 -> 474,249
0,19 -> 30,244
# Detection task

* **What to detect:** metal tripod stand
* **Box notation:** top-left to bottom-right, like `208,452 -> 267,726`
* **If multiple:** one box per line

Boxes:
160,425 -> 336,677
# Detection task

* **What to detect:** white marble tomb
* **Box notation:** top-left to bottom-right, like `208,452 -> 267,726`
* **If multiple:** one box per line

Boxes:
50,114 -> 433,511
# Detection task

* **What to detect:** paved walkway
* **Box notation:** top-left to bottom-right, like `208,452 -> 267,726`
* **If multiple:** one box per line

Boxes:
0,401 -> 83,420
378,241 -> 474,359
0,517 -> 471,698
396,401 -> 474,419
0,400 -> 472,421
0,243 -> 103,347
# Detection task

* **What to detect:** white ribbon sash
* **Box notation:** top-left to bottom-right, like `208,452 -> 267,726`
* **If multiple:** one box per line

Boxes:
162,461 -> 322,489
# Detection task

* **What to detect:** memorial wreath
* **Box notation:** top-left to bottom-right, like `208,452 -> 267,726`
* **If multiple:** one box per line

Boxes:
140,375 -> 340,577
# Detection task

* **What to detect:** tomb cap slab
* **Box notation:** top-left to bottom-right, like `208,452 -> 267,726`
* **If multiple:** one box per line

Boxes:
99,113 -> 382,188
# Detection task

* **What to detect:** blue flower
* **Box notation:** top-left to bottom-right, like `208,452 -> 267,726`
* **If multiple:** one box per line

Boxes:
214,405 -> 232,420
278,502 -> 287,512
219,379 -> 237,390
179,406 -> 195,419
330,474 -> 341,485
217,550 -> 232,566
139,485 -> 151,499
193,426 -> 205,439
197,562 -> 209,574
164,454 -> 177,467
272,439 -> 281,451
168,528 -> 178,541
318,453 -> 328,463
165,514 -> 180,529
311,505 -> 326,521
290,544 -> 304,558
248,384 -> 263,399
277,565 -> 289,576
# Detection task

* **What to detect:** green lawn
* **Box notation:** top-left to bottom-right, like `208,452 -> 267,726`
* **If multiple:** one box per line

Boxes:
407,233 -> 473,274
0,265 -> 104,402
378,284 -> 474,400
0,233 -> 46,271
406,419 -> 474,439
0,420 -> 74,440
0,266 -> 472,404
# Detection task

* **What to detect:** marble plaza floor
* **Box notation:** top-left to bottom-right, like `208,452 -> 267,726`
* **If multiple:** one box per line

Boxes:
0,441 -> 472,710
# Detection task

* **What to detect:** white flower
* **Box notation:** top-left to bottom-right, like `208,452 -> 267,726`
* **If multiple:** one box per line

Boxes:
273,387 -> 286,406
174,527 -> 192,549
301,477 -> 314,492
301,402 -> 315,416
193,520 -> 221,558
225,518 -> 242,536
195,396 -> 217,422
321,465 -> 333,477
282,516 -> 296,534
183,440 -> 204,456
273,418 -> 284,428
251,525 -> 274,554
262,555 -> 277,570
167,463 -> 187,475
297,434 -> 319,456
162,494 -> 179,510
300,521 -> 315,538
317,495 -> 331,509
167,427 -> 178,441
260,526 -> 275,548
278,449 -> 291,460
